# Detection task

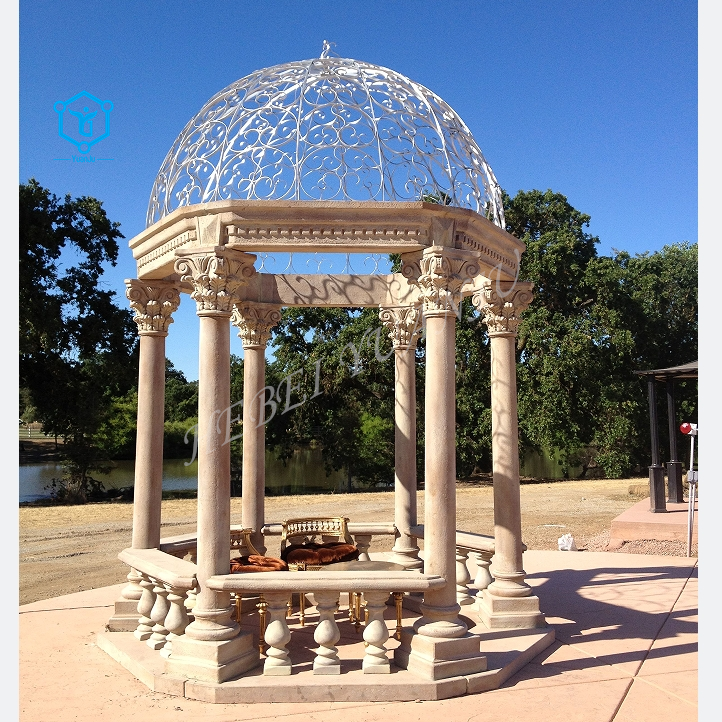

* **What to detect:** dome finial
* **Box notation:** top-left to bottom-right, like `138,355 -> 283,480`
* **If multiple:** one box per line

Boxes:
320,40 -> 336,58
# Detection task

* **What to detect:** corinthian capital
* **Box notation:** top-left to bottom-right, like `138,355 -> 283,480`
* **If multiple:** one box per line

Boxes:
232,303 -> 282,349
472,281 -> 534,336
403,247 -> 481,317
174,248 -> 256,315
125,280 -> 181,335
379,304 -> 423,349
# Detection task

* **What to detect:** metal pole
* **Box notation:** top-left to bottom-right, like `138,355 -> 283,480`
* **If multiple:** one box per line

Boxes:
666,379 -> 684,503
686,432 -> 697,558
647,377 -> 666,512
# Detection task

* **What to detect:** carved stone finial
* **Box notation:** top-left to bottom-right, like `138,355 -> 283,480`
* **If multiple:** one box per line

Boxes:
125,280 -> 181,336
173,249 -> 255,315
404,248 -> 480,317
232,303 -> 283,349
379,305 -> 423,349
472,282 -> 534,336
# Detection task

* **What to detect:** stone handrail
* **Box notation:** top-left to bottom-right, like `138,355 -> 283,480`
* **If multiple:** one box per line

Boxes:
118,548 -> 198,589
206,569 -> 444,594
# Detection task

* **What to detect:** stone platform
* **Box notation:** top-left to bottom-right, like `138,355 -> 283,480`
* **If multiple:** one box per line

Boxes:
609,497 -> 698,545
18,550 -> 700,721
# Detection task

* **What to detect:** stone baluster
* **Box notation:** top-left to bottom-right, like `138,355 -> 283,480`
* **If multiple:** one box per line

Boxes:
312,591 -> 341,675
134,575 -> 156,641
469,550 -> 494,595
185,552 -> 198,614
354,534 -> 372,561
147,578 -> 170,650
362,591 -> 391,674
455,548 -> 474,606
263,591 -> 293,675
160,584 -> 192,659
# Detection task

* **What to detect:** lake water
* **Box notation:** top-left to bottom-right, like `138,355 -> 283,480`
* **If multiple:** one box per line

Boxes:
19,448 -> 347,503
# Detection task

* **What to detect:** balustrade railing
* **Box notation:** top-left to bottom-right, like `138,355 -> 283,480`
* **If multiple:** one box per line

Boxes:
410,524 -> 526,607
117,522 -> 467,678
206,570 -> 445,675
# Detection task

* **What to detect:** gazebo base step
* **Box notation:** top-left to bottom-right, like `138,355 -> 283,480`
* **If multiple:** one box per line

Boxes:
97,611 -> 554,703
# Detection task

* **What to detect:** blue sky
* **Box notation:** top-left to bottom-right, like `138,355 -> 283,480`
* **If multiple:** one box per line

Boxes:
18,0 -> 699,381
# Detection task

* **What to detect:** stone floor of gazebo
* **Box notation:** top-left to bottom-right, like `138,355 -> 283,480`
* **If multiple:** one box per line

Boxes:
97,594 -> 555,703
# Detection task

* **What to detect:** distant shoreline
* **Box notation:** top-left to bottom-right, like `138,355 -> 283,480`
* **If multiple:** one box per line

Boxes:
19,437 -> 63,465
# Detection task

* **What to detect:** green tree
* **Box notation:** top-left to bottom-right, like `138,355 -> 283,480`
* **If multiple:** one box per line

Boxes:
258,307 -> 403,489
19,179 -> 138,501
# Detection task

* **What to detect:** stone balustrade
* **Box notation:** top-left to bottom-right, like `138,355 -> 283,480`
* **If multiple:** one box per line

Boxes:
117,548 -> 198,657
206,570 -> 445,675
410,524 -> 527,608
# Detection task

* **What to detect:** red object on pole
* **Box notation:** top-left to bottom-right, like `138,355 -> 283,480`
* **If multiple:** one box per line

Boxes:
680,422 -> 697,436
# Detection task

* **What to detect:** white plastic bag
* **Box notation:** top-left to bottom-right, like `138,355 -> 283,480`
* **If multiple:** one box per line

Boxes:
558,533 -> 578,551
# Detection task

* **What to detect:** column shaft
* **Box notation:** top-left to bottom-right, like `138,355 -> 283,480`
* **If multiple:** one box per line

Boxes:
393,345 -> 420,565
488,333 -> 526,591
242,346 -> 267,553
132,334 -> 166,549
418,313 -> 464,632
194,313 -> 234,617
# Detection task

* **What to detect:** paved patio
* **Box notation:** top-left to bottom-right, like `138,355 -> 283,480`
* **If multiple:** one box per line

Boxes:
18,549 -> 699,722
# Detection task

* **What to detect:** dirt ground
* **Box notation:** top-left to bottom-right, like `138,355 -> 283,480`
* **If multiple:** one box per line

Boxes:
20,475 -> 689,606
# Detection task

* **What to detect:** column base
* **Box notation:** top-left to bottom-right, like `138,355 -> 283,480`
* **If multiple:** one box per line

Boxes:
107,599 -> 141,632
165,630 -> 259,683
649,465 -> 667,512
475,588 -> 546,629
393,629 -> 486,680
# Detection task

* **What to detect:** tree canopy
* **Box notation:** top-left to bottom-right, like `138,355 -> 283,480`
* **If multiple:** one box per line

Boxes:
20,179 -> 138,500
19,180 -> 697,500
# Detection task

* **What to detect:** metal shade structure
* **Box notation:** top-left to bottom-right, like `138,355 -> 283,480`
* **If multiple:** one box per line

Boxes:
147,47 -> 505,229
634,360 -> 698,510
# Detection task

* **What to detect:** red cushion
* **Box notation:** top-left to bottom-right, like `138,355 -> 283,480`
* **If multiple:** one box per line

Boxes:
283,542 -> 359,565
230,555 -> 288,573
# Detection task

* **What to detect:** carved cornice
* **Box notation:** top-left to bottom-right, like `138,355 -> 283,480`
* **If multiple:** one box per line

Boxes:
472,282 -> 534,336
232,303 -> 282,348
173,248 -> 256,315
403,248 -> 481,317
379,304 -> 423,349
125,280 -> 181,336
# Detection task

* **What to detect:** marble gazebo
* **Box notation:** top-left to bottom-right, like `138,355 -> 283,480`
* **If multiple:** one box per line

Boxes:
98,47 -> 554,703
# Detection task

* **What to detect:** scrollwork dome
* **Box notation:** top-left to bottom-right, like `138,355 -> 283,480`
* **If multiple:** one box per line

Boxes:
147,54 -> 505,230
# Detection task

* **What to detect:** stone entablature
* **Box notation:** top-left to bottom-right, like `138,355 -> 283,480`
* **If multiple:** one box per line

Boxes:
129,201 -> 524,282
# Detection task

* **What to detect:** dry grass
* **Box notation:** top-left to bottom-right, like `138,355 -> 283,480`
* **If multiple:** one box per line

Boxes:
19,477 -> 652,605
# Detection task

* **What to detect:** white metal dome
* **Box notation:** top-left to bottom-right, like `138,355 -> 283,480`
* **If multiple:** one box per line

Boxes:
147,46 -> 505,229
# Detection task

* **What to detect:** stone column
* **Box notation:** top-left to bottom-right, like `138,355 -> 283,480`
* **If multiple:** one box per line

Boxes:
166,247 -> 259,683
473,280 -> 545,629
231,302 -> 282,554
379,304 -> 423,571
108,280 -> 180,632
394,247 -> 487,681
